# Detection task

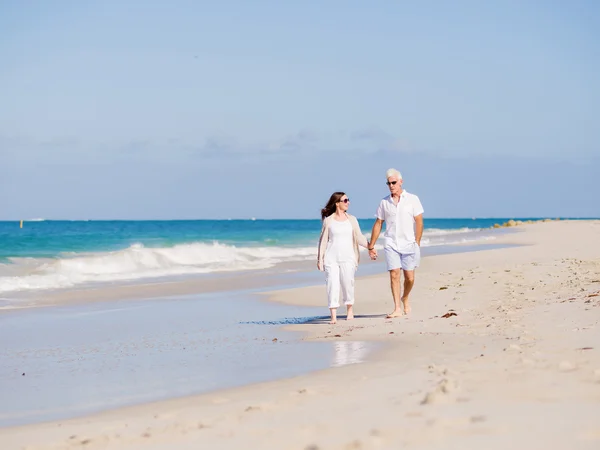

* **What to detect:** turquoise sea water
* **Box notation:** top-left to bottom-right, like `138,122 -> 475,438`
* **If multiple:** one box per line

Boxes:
0,218 -> 574,293
0,218 -> 545,258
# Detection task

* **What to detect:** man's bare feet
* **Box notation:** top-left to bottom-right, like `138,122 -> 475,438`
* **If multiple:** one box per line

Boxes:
346,305 -> 354,320
386,309 -> 403,319
328,319 -> 337,324
402,297 -> 411,315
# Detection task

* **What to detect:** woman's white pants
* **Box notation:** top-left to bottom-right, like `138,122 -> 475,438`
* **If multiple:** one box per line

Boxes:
324,262 -> 356,309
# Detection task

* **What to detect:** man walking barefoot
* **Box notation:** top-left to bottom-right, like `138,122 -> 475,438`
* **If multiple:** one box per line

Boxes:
368,168 -> 424,318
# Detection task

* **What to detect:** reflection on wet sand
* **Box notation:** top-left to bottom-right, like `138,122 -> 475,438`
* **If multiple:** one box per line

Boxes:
331,341 -> 371,367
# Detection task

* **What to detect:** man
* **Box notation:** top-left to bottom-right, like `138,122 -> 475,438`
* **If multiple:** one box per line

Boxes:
368,168 -> 424,318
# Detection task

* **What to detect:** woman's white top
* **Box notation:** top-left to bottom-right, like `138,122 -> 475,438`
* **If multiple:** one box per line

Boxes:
324,219 -> 354,265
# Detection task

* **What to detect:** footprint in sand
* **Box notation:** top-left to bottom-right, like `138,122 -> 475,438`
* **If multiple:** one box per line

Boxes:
428,364 -> 456,377
245,405 -> 261,412
421,378 -> 458,405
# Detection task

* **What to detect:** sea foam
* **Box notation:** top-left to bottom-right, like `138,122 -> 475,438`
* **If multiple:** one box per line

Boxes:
0,242 -> 316,293
0,227 -> 494,293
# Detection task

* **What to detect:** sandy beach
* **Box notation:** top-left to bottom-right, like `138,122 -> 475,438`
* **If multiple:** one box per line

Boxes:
1,220 -> 599,450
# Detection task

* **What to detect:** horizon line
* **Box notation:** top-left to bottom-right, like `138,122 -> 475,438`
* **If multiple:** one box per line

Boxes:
1,217 -> 598,222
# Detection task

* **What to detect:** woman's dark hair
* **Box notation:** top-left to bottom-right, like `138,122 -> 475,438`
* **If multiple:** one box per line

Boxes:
321,191 -> 346,220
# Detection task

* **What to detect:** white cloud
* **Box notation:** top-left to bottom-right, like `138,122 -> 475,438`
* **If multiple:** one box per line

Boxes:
267,129 -> 319,152
0,126 -> 415,169
349,127 -> 412,153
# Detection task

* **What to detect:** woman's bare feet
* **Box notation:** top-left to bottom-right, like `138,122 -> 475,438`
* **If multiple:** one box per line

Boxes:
346,304 -> 354,320
329,308 -> 337,324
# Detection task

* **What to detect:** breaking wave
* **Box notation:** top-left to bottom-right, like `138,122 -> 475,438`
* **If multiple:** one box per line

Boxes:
0,227 -> 494,293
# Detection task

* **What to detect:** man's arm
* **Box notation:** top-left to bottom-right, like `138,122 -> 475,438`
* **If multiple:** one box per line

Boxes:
415,214 -> 424,246
369,219 -> 384,248
368,219 -> 384,259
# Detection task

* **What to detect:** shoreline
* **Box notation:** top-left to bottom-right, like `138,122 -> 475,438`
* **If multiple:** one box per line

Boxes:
0,227 -> 521,314
1,220 -> 599,449
0,217 -> 525,296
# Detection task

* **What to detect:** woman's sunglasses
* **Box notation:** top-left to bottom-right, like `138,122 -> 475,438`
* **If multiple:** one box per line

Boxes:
339,198 -> 350,203
386,181 -> 398,186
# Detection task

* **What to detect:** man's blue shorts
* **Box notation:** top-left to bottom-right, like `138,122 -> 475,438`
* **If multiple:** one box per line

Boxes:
384,244 -> 421,271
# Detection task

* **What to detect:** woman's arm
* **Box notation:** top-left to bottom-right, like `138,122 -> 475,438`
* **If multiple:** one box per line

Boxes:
351,216 -> 369,248
317,218 -> 329,270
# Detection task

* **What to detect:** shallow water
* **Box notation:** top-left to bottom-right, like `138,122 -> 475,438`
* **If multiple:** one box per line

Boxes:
0,290 -> 374,427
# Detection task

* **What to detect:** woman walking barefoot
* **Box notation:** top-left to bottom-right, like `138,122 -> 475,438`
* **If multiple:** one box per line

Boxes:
317,192 -> 370,324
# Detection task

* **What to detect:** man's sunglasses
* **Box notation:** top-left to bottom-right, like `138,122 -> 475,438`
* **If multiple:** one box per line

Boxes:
339,198 -> 350,203
386,181 -> 398,186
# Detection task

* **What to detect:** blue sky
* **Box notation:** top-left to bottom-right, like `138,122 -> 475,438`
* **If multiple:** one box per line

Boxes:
1,0 -> 598,219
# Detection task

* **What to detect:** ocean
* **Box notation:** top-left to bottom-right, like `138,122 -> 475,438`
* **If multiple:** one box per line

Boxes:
0,218 -> 531,294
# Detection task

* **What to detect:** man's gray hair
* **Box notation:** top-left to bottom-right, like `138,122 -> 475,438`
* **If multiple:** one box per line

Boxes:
385,168 -> 403,180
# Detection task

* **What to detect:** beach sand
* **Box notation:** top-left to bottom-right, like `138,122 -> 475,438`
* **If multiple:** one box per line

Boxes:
1,220 -> 599,449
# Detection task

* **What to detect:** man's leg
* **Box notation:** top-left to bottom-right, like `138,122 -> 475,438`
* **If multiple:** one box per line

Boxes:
387,268 -> 403,318
384,247 -> 403,318
400,245 -> 420,314
401,270 -> 415,314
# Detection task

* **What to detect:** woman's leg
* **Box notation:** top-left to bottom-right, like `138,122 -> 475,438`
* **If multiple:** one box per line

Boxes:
340,262 -> 357,320
325,264 -> 341,324
329,307 -> 337,324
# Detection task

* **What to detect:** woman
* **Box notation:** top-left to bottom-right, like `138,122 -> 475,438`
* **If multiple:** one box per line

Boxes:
317,192 -> 370,324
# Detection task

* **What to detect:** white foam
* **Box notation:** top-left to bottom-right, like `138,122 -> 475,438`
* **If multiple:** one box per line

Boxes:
0,242 -> 318,293
0,227 -> 496,293
423,227 -> 480,236
364,227 -> 491,248
420,227 -> 493,247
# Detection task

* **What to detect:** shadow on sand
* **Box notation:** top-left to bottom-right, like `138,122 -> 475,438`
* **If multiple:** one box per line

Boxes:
240,314 -> 387,326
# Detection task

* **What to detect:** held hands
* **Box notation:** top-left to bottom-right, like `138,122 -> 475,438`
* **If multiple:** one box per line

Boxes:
368,242 -> 378,260
317,261 -> 324,272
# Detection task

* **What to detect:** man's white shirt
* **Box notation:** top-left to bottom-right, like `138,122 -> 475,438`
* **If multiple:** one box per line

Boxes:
376,190 -> 424,253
